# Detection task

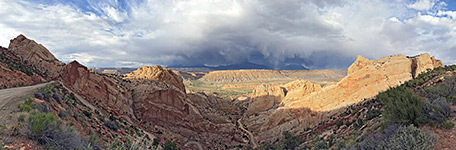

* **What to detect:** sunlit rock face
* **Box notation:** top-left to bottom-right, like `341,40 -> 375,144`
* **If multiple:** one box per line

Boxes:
254,53 -> 442,142
126,65 -> 186,92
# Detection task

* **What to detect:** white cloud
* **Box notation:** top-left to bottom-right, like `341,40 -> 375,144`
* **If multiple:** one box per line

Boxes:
0,0 -> 455,68
408,0 -> 435,11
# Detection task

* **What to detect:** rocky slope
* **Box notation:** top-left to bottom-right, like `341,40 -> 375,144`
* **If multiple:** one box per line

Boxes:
126,65 -> 186,92
199,69 -> 346,82
1,35 -> 247,149
8,34 -> 64,79
61,61 -> 247,149
244,53 -> 443,142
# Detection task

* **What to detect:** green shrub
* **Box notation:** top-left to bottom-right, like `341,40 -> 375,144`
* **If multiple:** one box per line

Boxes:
440,120 -> 454,129
379,125 -> 435,150
163,140 -> 180,150
83,110 -> 92,117
314,140 -> 328,150
422,97 -> 451,124
378,86 -> 423,126
27,112 -> 91,149
280,131 -> 302,149
19,104 -> 31,112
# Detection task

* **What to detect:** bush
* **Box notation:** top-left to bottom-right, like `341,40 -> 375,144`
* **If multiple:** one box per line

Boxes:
280,131 -> 302,149
18,114 -> 26,122
19,104 -> 32,112
58,110 -> 71,119
163,140 -> 180,150
379,125 -> 436,150
378,86 -> 423,126
31,102 -> 49,113
27,113 -> 91,149
313,140 -> 328,150
440,120 -> 454,129
83,110 -> 92,117
422,97 -> 451,123
34,92 -> 45,99
104,120 -> 119,131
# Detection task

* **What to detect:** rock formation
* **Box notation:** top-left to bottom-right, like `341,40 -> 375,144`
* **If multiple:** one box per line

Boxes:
60,61 -> 246,149
199,69 -> 346,82
250,53 -> 442,142
8,34 -> 64,79
126,65 -> 186,92
246,84 -> 286,114
0,42 -> 48,89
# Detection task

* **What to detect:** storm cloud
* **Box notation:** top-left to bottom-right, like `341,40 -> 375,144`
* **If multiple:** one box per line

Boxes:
0,0 -> 455,69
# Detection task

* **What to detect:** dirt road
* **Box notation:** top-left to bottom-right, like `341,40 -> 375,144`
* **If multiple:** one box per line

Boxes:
238,118 -> 258,149
0,82 -> 52,120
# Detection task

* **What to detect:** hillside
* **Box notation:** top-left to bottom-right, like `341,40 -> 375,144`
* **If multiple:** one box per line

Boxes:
199,69 -> 346,82
257,64 -> 456,149
0,34 -> 451,149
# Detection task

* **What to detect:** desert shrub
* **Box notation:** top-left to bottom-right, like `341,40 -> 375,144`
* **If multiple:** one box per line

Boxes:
18,114 -> 26,122
58,110 -> 71,118
104,120 -> 119,131
366,109 -> 381,120
378,86 -> 423,126
31,102 -> 49,113
34,92 -> 45,99
19,104 -> 32,112
259,143 -> 277,150
27,112 -> 91,149
379,125 -> 435,150
152,138 -> 160,146
440,120 -> 454,129
83,110 -> 92,117
356,124 -> 399,150
18,97 -> 34,112
422,97 -> 451,123
280,131 -> 302,149
52,93 -> 61,104
421,75 -> 456,104
313,140 -> 328,150
163,140 -> 180,150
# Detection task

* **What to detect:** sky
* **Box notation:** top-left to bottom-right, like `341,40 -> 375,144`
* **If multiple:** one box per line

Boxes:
0,0 -> 455,69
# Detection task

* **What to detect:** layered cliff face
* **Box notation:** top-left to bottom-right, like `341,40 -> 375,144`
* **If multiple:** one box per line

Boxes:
60,61 -> 246,149
0,37 -> 52,89
8,35 -> 63,79
252,53 -> 442,142
60,61 -> 135,120
126,65 -> 186,92
246,84 -> 286,114
199,69 -> 346,82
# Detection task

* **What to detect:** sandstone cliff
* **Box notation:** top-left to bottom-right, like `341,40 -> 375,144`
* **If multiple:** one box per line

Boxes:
250,53 -> 442,142
199,69 -> 346,82
60,61 -> 246,149
8,35 -> 63,79
126,65 -> 186,92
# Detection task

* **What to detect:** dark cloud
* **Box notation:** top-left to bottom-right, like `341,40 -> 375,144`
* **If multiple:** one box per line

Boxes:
0,0 -> 455,69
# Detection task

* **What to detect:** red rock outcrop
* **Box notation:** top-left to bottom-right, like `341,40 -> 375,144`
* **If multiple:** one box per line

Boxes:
126,65 -> 186,92
8,34 -> 64,79
0,44 -> 48,89
60,61 -> 135,119
60,61 -> 246,149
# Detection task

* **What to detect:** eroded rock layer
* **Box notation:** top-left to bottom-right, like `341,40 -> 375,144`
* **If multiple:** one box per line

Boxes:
126,65 -> 186,92
252,53 -> 442,142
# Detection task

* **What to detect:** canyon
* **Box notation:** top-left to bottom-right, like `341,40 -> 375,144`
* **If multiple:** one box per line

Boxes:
0,34 -> 443,149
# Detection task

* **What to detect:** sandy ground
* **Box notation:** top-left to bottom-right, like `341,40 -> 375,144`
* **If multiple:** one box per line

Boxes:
0,82 -> 52,121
